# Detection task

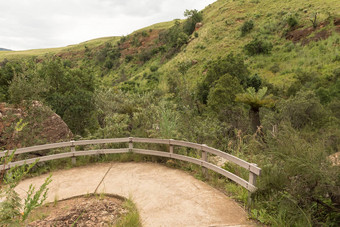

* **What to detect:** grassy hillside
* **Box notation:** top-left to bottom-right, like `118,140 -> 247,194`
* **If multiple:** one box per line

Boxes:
1,0 -> 340,226
1,0 -> 339,90
160,0 -> 340,89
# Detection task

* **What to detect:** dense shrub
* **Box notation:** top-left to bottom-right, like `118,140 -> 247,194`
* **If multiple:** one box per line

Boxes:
183,9 -> 203,35
246,74 -> 262,91
240,20 -> 254,36
35,58 -> 97,135
0,61 -> 23,101
197,54 -> 249,104
287,15 -> 298,28
207,74 -> 243,113
150,65 -> 159,72
159,9 -> 202,51
244,38 -> 273,55
138,49 -> 154,63
279,90 -> 328,129
253,124 -> 340,226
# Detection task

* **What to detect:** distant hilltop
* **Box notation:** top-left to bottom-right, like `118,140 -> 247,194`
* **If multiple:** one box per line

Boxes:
0,48 -> 12,51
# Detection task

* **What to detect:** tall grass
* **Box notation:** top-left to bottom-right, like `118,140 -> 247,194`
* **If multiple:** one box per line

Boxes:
115,197 -> 142,227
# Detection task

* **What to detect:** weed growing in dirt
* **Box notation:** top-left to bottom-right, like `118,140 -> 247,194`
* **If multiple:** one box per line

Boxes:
116,197 -> 142,227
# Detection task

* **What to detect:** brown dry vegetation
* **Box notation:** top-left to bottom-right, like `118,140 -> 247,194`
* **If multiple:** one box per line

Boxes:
286,18 -> 339,45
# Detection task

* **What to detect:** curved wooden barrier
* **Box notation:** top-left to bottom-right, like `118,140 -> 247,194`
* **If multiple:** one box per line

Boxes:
0,137 -> 261,192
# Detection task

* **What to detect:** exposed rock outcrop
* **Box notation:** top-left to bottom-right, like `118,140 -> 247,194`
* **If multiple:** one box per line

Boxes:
0,102 -> 73,150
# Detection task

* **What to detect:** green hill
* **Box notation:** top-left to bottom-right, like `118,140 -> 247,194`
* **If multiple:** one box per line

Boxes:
1,0 -> 339,90
1,0 -> 340,226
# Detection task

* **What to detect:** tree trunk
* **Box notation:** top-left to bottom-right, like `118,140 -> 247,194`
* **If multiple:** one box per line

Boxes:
249,107 -> 260,133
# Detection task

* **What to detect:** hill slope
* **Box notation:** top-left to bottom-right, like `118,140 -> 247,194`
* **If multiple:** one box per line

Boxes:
1,0 -> 339,91
1,1 -> 340,226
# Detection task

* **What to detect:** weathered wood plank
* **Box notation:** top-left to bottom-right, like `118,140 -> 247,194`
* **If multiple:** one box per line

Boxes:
73,138 -> 129,146
202,146 -> 261,175
0,149 -> 130,169
133,149 -> 171,158
170,140 -> 202,150
73,149 -> 129,156
1,152 -> 74,169
171,153 -> 203,166
0,142 -> 72,157
132,138 -> 169,144
202,162 -> 257,192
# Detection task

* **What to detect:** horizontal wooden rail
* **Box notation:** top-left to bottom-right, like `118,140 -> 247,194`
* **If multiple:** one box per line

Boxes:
1,137 -> 261,193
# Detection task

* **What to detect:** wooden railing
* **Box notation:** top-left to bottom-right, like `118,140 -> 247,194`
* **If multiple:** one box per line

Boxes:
0,137 -> 261,193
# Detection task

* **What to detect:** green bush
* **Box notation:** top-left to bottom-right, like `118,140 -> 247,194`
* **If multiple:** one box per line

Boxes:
240,20 -> 254,36
252,124 -> 340,226
183,9 -> 203,35
287,15 -> 298,28
197,54 -> 249,105
244,38 -> 273,55
104,59 -> 113,69
150,65 -> 159,72
207,74 -> 243,113
1,123 -> 52,225
138,49 -> 154,63
246,74 -> 262,91
0,61 -> 23,102
279,90 -> 328,129
38,59 -> 97,135
125,55 -> 133,63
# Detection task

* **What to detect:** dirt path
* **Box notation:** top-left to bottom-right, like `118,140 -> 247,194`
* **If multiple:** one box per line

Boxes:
16,162 -> 255,227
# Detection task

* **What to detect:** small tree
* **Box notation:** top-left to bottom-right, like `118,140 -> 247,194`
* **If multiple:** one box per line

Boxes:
0,120 -> 52,225
236,87 -> 275,132
183,9 -> 203,35
310,13 -> 318,29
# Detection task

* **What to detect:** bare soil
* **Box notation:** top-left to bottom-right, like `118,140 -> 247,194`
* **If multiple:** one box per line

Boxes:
27,195 -> 127,227
285,20 -> 335,45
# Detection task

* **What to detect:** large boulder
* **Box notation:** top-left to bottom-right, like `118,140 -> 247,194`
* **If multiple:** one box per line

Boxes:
0,101 -> 73,150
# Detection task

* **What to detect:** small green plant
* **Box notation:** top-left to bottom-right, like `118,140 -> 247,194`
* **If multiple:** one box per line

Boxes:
53,194 -> 59,207
150,65 -> 159,72
287,15 -> 298,28
310,12 -> 318,29
141,30 -> 149,37
116,198 -> 142,227
0,122 -> 52,225
0,151 -> 52,225
240,20 -> 254,36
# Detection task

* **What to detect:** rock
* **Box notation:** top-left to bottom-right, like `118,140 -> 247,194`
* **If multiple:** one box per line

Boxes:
0,102 -> 73,149
195,22 -> 203,31
329,152 -> 340,166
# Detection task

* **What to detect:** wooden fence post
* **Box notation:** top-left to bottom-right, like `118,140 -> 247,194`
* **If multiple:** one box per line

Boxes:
71,140 -> 76,165
201,144 -> 208,177
169,139 -> 174,154
129,137 -> 133,152
248,163 -> 257,206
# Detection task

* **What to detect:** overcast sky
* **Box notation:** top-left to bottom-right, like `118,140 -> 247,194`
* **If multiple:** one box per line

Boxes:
0,0 -> 216,51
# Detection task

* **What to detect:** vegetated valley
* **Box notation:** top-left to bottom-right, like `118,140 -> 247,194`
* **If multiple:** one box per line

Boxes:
0,0 -> 340,225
